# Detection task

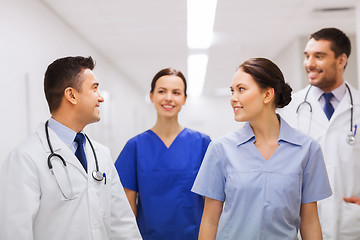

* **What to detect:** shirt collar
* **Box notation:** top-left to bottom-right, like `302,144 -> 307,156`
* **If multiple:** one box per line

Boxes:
313,82 -> 346,102
235,121 -> 255,146
47,117 -> 77,149
236,115 -> 302,146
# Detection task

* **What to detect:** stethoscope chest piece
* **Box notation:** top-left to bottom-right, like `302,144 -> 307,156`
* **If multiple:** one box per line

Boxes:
347,133 -> 356,145
92,170 -> 104,181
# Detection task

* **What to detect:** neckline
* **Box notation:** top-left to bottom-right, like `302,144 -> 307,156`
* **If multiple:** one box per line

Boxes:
148,128 -> 187,149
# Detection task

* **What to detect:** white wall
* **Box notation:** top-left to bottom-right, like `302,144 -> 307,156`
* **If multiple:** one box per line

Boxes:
2,0 -> 359,163
0,0 -> 153,161
275,37 -> 306,91
181,95 -> 243,139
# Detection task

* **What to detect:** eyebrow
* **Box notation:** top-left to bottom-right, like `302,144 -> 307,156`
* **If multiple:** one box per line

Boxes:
157,87 -> 182,91
304,51 -> 327,56
230,83 -> 243,89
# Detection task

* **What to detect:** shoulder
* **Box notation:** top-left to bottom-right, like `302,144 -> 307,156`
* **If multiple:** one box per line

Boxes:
87,138 -> 111,155
346,82 -> 360,104
282,118 -> 321,152
182,128 -> 211,142
208,130 -> 241,150
293,86 -> 310,97
10,131 -> 44,157
121,130 -> 153,147
5,131 -> 45,172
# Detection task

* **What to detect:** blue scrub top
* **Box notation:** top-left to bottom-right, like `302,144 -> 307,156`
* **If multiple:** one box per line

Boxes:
115,128 -> 211,240
192,117 -> 332,239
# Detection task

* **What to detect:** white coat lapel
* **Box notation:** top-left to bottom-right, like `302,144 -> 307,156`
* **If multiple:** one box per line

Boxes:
307,88 -> 329,134
331,85 -> 352,122
84,135 -> 98,177
37,122 -> 87,178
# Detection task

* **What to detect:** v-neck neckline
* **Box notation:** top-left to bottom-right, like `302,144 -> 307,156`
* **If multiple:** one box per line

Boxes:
148,128 -> 187,149
252,141 -> 280,162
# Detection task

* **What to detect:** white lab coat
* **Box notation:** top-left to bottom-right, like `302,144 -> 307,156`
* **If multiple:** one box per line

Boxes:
0,122 -> 142,240
278,82 -> 360,240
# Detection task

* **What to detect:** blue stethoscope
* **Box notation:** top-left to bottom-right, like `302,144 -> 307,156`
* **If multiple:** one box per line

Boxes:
296,83 -> 356,145
45,120 -> 104,200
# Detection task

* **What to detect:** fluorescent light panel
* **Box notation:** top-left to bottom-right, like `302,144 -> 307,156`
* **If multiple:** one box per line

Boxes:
187,0 -> 217,49
188,54 -> 208,97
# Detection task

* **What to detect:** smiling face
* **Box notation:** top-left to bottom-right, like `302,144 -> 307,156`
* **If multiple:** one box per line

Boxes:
230,69 -> 267,122
304,39 -> 345,92
150,75 -> 187,119
75,68 -> 104,125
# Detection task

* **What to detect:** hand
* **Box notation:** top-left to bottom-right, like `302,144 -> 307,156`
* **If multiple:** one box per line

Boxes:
343,196 -> 360,205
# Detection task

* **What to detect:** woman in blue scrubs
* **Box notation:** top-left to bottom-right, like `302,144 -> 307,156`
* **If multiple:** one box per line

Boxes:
192,58 -> 332,239
115,68 -> 211,240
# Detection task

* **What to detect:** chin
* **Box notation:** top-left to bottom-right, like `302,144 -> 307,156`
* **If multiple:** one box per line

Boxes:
308,78 -> 321,86
91,115 -> 101,123
234,116 -> 244,122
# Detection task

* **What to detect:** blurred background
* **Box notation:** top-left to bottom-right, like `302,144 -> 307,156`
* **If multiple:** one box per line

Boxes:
1,0 -> 360,161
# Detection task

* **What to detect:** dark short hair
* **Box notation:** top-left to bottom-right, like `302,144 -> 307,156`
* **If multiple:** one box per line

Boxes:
44,56 -> 95,113
150,68 -> 187,96
239,58 -> 292,108
310,28 -> 351,59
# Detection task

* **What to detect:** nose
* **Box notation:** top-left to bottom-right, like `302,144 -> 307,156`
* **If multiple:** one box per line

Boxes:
165,92 -> 173,101
230,92 -> 239,104
98,92 -> 104,102
304,56 -> 316,69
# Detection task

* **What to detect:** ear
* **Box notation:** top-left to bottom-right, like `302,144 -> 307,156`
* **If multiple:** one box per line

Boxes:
263,87 -> 275,104
64,87 -> 77,105
338,53 -> 348,69
183,95 -> 187,105
149,92 -> 154,103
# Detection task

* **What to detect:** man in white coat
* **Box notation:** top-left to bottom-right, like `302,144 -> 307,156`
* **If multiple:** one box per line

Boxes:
0,56 -> 142,240
279,28 -> 360,239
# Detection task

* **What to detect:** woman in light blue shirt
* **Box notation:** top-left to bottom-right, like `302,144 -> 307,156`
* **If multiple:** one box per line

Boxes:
191,58 -> 332,240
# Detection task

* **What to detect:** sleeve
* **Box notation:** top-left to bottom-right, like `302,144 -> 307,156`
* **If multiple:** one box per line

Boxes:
191,141 -> 226,202
114,139 -> 138,191
301,141 -> 332,203
0,149 -> 40,240
109,156 -> 142,239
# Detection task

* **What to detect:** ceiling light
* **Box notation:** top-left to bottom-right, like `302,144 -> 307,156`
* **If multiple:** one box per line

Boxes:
188,54 -> 208,97
314,7 -> 354,12
187,0 -> 217,49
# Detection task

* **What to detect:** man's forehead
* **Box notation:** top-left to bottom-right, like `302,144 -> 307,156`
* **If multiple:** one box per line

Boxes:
304,39 -> 333,53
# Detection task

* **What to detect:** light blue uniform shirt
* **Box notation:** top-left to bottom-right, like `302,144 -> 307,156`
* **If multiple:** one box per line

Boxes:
192,116 -> 332,240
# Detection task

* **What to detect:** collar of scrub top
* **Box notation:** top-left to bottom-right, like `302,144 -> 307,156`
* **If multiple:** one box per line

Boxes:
235,115 -> 302,147
313,82 -> 346,110
47,117 -> 83,154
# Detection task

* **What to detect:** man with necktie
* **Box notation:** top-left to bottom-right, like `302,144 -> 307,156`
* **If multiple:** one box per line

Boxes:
279,28 -> 360,239
0,56 -> 142,240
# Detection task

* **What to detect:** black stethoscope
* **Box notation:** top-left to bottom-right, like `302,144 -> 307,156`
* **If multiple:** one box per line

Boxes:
296,83 -> 356,145
45,121 -> 104,199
